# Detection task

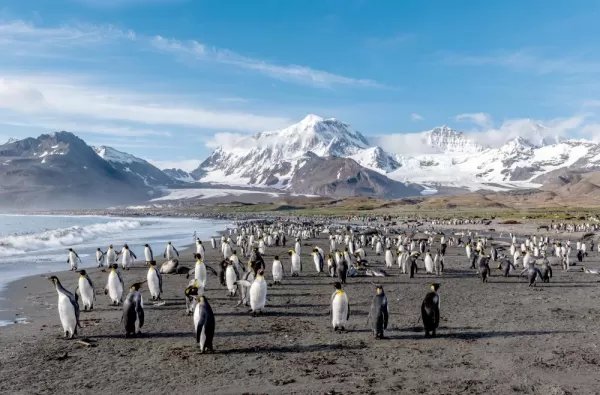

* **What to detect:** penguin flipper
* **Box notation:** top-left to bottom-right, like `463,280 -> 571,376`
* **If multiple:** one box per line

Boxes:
235,280 -> 252,287
136,300 -> 144,329
382,298 -> 389,329
206,265 -> 219,276
346,301 -> 350,320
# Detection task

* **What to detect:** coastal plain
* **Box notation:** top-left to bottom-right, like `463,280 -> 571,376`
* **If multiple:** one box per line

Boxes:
1,223 -> 600,395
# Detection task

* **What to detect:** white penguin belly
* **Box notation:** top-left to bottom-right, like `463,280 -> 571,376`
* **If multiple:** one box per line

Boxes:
78,278 -> 94,308
144,250 -> 152,262
225,267 -> 236,292
291,255 -> 301,273
331,294 -> 348,328
425,256 -> 434,273
250,280 -> 267,310
272,261 -> 283,281
147,271 -> 160,297
58,293 -> 76,334
107,273 -> 123,302
195,263 -> 207,288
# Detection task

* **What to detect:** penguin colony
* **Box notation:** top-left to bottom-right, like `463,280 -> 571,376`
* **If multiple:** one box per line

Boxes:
47,224 -> 593,348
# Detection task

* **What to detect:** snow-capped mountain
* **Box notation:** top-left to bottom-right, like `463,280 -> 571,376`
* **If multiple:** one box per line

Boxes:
0,132 -> 152,209
93,145 -> 176,187
192,114 -> 370,187
193,114 -> 600,193
163,168 -> 195,183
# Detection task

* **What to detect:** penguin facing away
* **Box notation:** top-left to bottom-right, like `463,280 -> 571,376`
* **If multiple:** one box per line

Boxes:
421,283 -> 441,338
122,281 -> 145,337
368,284 -> 388,339
330,282 -> 350,333
48,276 -> 81,339
193,295 -> 216,353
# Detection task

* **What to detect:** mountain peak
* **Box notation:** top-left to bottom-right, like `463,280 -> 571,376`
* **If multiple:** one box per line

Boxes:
425,125 -> 485,154
93,145 -> 144,164
300,114 -> 325,125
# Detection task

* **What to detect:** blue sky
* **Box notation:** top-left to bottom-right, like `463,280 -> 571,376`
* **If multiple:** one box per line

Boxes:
1,0 -> 600,170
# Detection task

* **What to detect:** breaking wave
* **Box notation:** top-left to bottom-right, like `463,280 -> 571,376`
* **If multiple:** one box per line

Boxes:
0,220 -> 143,257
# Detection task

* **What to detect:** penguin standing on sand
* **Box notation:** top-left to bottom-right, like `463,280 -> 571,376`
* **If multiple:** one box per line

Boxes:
48,276 -> 81,339
272,255 -> 284,285
185,280 -> 200,315
123,282 -> 145,337
194,253 -> 218,292
118,244 -> 137,270
77,270 -> 95,311
67,248 -> 81,271
368,284 -> 388,339
327,254 -> 337,278
312,248 -> 324,275
409,252 -> 421,278
384,247 -> 394,269
144,244 -> 154,266
196,239 -> 205,260
540,257 -> 552,283
521,262 -> 543,287
421,283 -> 441,338
96,248 -> 105,268
106,245 -> 117,267
330,282 -> 350,333
211,237 -> 216,249
147,261 -> 163,300
478,255 -> 491,283
164,241 -> 179,261
105,264 -> 125,305
289,249 -> 301,276
194,295 -> 215,353
225,260 -> 241,295
235,269 -> 267,316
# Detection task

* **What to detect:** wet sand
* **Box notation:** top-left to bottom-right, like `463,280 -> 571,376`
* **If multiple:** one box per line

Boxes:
1,227 -> 600,394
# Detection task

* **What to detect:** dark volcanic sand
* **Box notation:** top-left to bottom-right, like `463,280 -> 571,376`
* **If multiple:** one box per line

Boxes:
1,231 -> 600,395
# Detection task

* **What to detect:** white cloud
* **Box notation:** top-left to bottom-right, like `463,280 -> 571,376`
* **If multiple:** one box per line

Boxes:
375,114 -> 591,156
0,75 -> 291,132
443,50 -> 600,75
0,20 -> 383,89
150,35 -> 384,88
147,159 -> 202,171
455,112 -> 493,129
411,113 -> 423,121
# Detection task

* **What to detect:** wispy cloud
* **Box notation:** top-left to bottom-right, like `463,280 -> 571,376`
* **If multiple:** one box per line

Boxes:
411,112 -> 423,121
0,75 -> 292,133
150,35 -> 385,88
0,20 -> 383,89
455,112 -> 493,129
442,49 -> 600,75
69,0 -> 189,7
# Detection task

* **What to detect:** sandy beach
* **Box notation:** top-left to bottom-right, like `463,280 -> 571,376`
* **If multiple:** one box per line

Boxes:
2,222 -> 600,395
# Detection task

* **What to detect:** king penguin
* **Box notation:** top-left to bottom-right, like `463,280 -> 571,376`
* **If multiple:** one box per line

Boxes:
164,241 -> 179,261
48,276 -> 81,339
330,282 -> 350,333
421,283 -> 441,337
235,269 -> 267,316
67,248 -> 81,271
96,248 -> 105,268
105,263 -> 124,306
368,284 -> 388,339
312,248 -> 324,275
123,281 -> 145,337
147,261 -> 163,300
144,244 -> 154,266
77,269 -> 95,311
272,255 -> 284,285
288,249 -> 301,276
193,295 -> 216,353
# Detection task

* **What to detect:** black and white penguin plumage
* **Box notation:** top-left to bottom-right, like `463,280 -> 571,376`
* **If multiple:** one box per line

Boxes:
193,295 -> 215,353
421,283 -> 441,338
123,282 -> 145,337
48,276 -> 81,339
368,284 -> 388,339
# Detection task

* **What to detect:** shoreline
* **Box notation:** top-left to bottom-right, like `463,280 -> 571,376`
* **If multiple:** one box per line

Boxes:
2,219 -> 600,393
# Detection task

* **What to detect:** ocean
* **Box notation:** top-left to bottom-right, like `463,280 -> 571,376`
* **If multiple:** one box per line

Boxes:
0,214 -> 230,325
